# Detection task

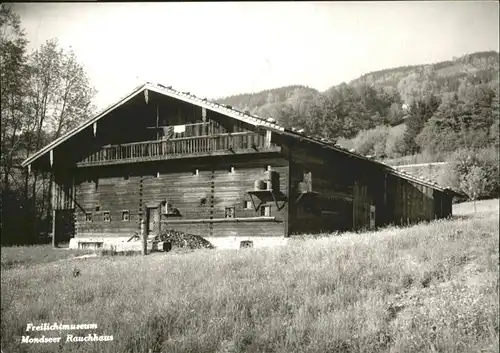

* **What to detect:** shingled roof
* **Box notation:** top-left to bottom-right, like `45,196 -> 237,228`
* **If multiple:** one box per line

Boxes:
21,82 -> 461,196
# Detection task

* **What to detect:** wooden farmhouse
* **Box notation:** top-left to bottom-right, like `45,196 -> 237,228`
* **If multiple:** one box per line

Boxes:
21,83 -> 460,249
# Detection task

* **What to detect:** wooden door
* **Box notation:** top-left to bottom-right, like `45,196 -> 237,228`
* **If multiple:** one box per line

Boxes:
54,209 -> 76,247
146,207 -> 160,237
369,205 -> 376,230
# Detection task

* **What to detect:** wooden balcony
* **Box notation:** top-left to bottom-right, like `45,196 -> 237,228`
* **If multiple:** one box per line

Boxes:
77,132 -> 281,167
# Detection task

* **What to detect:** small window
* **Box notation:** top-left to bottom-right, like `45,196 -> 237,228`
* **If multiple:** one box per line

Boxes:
85,212 -> 93,222
95,206 -> 100,212
122,210 -> 130,221
260,205 -> 271,217
103,211 -> 111,222
243,200 -> 252,210
225,207 -> 235,218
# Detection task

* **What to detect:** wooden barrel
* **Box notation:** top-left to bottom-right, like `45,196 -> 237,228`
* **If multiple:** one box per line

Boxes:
297,181 -> 311,193
162,240 -> 172,252
254,180 -> 266,190
264,170 -> 279,191
240,240 -> 254,249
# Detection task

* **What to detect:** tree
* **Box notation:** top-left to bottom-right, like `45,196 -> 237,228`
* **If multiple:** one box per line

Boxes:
287,87 -> 318,119
27,39 -> 96,147
0,4 -> 29,192
460,165 -> 488,213
416,83 -> 497,155
0,4 -> 34,244
272,103 -> 304,130
490,118 -> 499,147
387,102 -> 405,126
350,126 -> 390,157
403,94 -> 441,154
48,48 -> 97,138
397,72 -> 438,107
1,5 -> 97,245
447,148 -> 499,201
25,38 -> 97,239
384,125 -> 407,158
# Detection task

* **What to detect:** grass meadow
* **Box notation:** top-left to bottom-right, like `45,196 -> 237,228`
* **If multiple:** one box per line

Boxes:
1,245 -> 92,270
1,199 -> 498,353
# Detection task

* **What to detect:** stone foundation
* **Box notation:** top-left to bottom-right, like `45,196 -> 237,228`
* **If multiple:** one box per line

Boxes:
69,237 -> 134,250
205,236 -> 289,250
69,235 -> 289,252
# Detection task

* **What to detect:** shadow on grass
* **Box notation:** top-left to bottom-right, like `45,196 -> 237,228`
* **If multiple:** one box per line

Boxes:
97,249 -> 142,257
450,214 -> 473,221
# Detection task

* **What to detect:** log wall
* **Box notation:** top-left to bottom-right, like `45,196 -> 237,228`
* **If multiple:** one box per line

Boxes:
385,173 -> 446,226
283,138 -> 451,233
74,155 -> 289,239
286,141 -> 366,234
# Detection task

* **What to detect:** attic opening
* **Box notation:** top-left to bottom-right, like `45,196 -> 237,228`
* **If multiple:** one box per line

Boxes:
130,90 -> 260,143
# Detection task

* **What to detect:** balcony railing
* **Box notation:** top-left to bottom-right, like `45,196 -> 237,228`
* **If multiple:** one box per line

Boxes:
77,132 -> 279,166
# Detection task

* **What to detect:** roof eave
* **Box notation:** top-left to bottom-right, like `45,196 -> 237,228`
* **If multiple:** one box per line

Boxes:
144,83 -> 285,132
21,82 -> 287,169
20,84 -> 149,168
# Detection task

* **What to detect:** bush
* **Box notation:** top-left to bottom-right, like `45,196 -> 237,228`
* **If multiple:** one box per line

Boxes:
446,147 -> 500,199
460,165 -> 489,211
415,123 -> 492,155
489,120 -> 499,147
351,126 -> 390,157
384,128 -> 407,158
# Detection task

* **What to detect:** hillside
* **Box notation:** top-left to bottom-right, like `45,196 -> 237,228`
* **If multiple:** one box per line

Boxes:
215,85 -> 322,123
215,51 -> 499,172
351,51 -> 499,91
217,51 -> 499,113
214,85 -> 320,112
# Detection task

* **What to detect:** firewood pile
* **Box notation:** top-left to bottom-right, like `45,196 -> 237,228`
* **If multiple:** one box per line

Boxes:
157,229 -> 215,249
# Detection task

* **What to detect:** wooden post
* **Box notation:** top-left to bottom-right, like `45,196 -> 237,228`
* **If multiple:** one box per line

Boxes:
353,181 -> 357,231
383,173 -> 387,225
52,209 -> 57,248
51,176 -> 57,248
156,103 -> 159,140
202,107 -> 207,122
141,219 -> 147,255
158,209 -> 162,237
71,175 -> 76,209
265,130 -> 272,148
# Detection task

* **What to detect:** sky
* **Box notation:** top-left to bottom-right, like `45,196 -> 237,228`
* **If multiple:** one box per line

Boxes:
10,1 -> 500,111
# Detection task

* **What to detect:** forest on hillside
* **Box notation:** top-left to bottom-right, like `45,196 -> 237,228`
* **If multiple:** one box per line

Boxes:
216,51 -> 499,208
217,51 -> 499,159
